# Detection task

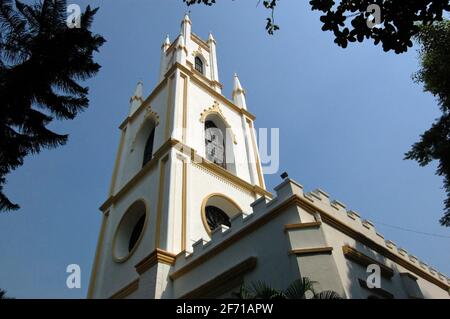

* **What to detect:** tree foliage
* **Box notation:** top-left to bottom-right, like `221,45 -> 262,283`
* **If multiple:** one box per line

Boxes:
0,0 -> 105,211
405,21 -> 450,226
0,288 -> 13,299
233,277 -> 343,299
183,0 -> 450,53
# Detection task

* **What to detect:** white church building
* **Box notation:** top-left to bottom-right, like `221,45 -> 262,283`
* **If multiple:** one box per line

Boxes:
87,16 -> 450,299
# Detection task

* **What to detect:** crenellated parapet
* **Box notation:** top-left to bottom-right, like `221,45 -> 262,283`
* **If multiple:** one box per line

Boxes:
172,177 -> 450,289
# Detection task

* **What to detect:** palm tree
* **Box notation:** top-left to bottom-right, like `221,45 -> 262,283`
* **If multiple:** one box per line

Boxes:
0,0 -> 105,211
233,277 -> 343,299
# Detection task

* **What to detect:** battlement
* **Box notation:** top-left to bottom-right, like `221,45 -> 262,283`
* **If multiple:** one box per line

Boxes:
173,178 -> 449,287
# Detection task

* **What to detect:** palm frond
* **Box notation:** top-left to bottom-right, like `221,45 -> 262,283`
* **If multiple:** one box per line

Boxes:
313,290 -> 343,299
284,277 -> 317,299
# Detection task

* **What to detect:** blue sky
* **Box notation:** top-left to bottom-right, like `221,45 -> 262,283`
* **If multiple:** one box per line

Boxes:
0,0 -> 448,298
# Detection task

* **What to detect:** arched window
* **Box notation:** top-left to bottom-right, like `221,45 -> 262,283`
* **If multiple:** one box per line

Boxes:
195,56 -> 204,74
205,120 -> 226,169
205,206 -> 231,231
142,128 -> 155,167
201,194 -> 242,234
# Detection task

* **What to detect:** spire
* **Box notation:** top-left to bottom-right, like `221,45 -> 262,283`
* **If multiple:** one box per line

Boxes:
208,32 -> 220,92
129,81 -> 144,115
162,34 -> 170,50
207,32 -> 215,44
181,13 -> 191,47
183,13 -> 191,25
232,74 -> 247,109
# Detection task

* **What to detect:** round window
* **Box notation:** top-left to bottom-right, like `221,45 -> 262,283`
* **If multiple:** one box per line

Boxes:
201,194 -> 242,234
113,200 -> 147,262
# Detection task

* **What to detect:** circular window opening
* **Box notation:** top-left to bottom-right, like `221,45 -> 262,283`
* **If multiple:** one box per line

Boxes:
113,200 -> 147,262
202,194 -> 242,234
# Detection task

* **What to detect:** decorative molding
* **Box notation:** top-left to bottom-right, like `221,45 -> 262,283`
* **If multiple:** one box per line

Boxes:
164,75 -> 174,140
144,105 -> 160,126
99,139 -> 178,212
289,247 -> 333,256
170,193 -> 449,291
284,221 -> 321,232
99,139 -> 271,213
108,131 -> 126,196
119,78 -> 168,130
181,159 -> 187,251
172,62 -> 255,120
201,193 -> 243,235
342,245 -> 394,278
192,46 -> 209,66
169,196 -> 299,280
109,279 -> 139,299
191,33 -> 210,52
247,119 -> 264,188
135,248 -> 177,275
199,100 -> 237,144
181,257 -> 257,298
155,155 -> 169,248
292,195 -> 449,291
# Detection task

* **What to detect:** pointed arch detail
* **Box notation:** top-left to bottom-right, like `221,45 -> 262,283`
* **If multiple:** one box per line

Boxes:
199,101 -> 237,144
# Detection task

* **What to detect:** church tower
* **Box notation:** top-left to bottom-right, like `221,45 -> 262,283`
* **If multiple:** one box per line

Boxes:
87,15 -> 269,299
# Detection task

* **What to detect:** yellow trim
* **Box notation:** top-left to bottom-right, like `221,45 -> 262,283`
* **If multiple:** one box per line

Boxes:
99,139 -> 177,212
246,119 -> 264,188
289,247 -> 333,256
170,194 -> 450,291
155,155 -> 169,248
117,62 -> 255,132
87,210 -> 109,299
181,257 -> 257,299
342,245 -> 394,278
164,75 -> 174,140
191,33 -> 210,52
201,193 -> 243,236
109,131 -> 125,196
196,153 -> 271,197
119,78 -> 168,130
99,139 -> 272,212
200,101 -> 237,144
284,221 -> 322,231
109,279 -> 139,299
112,199 -> 149,263
181,73 -> 188,144
294,196 -> 449,291
181,160 -> 187,251
135,248 -> 177,275
169,195 -> 296,280
169,62 -> 254,119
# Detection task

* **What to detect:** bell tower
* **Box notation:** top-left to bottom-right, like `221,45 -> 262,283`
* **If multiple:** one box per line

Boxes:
87,15 -> 269,299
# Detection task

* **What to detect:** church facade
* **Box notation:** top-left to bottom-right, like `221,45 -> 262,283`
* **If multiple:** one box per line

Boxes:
87,16 -> 450,299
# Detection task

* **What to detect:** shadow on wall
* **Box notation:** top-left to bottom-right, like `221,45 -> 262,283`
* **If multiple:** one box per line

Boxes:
342,241 -> 425,299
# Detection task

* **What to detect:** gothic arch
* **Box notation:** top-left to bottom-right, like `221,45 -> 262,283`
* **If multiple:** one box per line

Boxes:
200,101 -> 237,144
131,106 -> 159,154
200,193 -> 242,235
